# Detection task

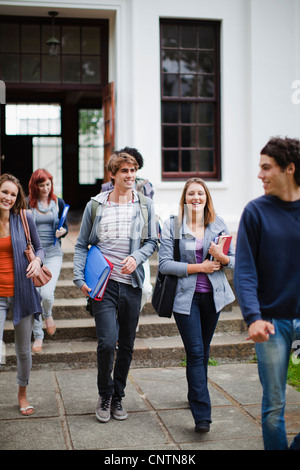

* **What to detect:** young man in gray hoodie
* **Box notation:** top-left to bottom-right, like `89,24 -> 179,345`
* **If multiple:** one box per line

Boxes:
73,152 -> 157,422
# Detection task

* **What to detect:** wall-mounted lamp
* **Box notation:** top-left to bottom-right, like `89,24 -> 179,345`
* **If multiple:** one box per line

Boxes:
46,11 -> 60,56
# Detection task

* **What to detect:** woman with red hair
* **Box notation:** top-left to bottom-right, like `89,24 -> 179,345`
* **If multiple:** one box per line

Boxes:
28,169 -> 68,353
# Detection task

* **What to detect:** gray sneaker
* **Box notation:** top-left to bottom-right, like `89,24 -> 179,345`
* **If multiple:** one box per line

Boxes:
95,395 -> 112,422
111,396 -> 128,420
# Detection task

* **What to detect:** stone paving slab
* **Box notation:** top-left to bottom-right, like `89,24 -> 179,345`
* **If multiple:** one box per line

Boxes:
0,363 -> 299,451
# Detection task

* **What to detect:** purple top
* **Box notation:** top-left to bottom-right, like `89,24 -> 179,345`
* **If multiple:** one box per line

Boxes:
195,238 -> 212,293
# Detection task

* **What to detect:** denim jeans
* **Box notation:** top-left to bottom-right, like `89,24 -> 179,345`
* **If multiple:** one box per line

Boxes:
33,252 -> 62,340
90,279 -> 142,398
0,297 -> 33,385
174,292 -> 219,424
255,319 -> 300,450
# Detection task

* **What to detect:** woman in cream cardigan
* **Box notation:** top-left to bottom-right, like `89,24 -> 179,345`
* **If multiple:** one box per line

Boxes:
159,178 -> 235,433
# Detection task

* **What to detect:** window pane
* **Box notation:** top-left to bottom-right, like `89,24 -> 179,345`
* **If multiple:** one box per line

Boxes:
82,27 -> 100,54
0,24 -> 19,52
163,150 -> 179,172
163,125 -> 178,147
162,74 -> 179,97
198,27 -> 215,49
21,25 -> 40,53
182,150 -> 197,171
198,103 -> 214,123
1,54 -> 20,81
198,126 -> 214,148
161,24 -> 179,47
181,75 -> 197,97
181,103 -> 197,123
82,56 -> 100,83
162,50 -> 179,73
181,126 -> 197,147
180,51 -> 197,73
78,109 -> 104,184
21,55 -> 40,82
162,102 -> 178,123
42,25 -> 60,54
5,104 -> 61,136
198,150 -> 214,171
33,137 -> 62,196
42,55 -> 60,82
198,76 -> 214,97
62,55 -> 80,82
199,52 -> 214,73
62,26 -> 80,54
180,26 -> 197,48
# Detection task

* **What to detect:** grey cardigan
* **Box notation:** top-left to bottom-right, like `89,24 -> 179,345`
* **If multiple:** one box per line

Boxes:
159,215 -> 235,315
73,190 -> 157,290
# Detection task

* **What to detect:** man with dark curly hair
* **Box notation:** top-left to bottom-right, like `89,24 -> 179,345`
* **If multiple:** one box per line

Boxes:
234,136 -> 300,450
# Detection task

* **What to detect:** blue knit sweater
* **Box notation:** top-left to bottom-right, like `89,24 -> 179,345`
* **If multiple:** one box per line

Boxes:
234,195 -> 300,326
9,211 -> 44,325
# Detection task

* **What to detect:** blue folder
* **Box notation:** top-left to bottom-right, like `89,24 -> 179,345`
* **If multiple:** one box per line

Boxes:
84,245 -> 112,299
53,204 -> 70,246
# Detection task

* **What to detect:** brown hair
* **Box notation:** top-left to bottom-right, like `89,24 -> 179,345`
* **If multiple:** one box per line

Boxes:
0,173 -> 27,214
107,152 -> 138,185
178,177 -> 215,226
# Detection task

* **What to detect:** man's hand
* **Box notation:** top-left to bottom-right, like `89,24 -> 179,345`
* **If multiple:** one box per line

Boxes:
247,320 -> 275,343
80,283 -> 92,296
121,256 -> 137,274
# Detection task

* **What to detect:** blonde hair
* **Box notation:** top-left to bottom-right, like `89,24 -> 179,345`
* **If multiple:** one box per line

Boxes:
178,178 -> 215,226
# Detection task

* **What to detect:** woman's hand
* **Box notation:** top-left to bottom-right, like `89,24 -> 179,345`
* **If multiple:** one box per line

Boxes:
55,227 -> 67,239
200,259 -> 222,274
26,258 -> 41,278
208,241 -> 229,265
187,259 -> 221,274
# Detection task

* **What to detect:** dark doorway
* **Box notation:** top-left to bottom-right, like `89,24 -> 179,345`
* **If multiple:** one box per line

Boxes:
0,15 -> 110,210
2,135 -> 32,193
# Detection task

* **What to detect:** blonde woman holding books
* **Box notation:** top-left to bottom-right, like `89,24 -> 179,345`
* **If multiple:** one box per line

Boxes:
158,178 -> 235,433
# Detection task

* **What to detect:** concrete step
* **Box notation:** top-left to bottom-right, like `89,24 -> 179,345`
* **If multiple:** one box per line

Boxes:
2,242 -> 249,370
2,331 -> 254,371
2,308 -> 247,343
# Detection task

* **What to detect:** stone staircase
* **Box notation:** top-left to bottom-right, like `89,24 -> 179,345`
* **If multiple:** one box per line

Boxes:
2,240 -> 255,371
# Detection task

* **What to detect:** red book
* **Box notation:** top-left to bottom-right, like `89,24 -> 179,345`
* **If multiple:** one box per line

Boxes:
211,234 -> 232,260
94,257 -> 114,301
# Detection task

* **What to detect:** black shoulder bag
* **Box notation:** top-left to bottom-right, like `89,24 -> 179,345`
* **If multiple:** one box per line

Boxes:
151,216 -> 180,318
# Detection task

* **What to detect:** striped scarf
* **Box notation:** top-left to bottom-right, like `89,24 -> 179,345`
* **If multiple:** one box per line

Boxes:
9,213 -> 42,326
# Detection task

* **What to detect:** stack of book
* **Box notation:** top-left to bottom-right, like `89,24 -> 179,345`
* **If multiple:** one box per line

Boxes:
84,245 -> 114,300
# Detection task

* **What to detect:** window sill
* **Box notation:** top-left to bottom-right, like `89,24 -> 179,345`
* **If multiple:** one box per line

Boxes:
156,180 -> 229,190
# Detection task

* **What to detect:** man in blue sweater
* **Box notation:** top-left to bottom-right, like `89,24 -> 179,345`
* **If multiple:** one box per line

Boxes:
234,136 -> 300,450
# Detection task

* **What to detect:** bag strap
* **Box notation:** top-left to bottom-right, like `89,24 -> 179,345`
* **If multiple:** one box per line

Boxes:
20,209 -> 31,244
172,215 -> 180,261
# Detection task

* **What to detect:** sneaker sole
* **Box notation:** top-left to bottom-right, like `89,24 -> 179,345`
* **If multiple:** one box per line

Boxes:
111,412 -> 128,420
95,411 -> 111,423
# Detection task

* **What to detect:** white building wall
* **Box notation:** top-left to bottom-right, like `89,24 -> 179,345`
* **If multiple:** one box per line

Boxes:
0,0 -> 299,231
